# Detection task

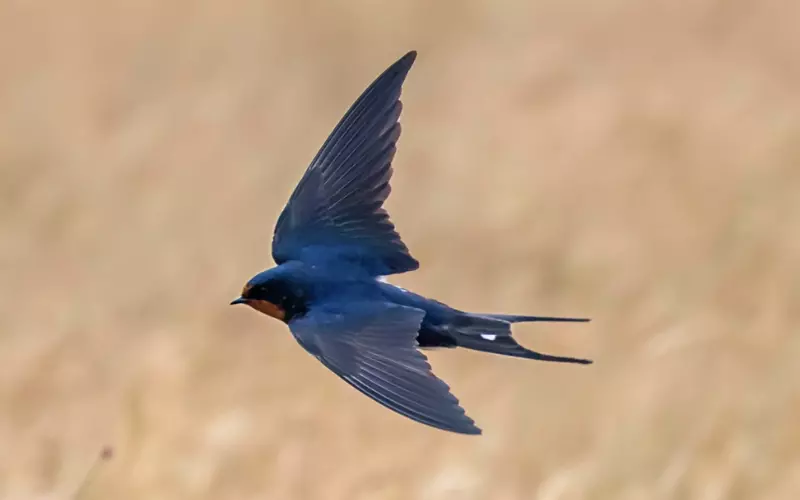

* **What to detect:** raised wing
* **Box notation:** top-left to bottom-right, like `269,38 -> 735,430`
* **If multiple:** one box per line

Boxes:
271,51 -> 420,277
289,302 -> 481,435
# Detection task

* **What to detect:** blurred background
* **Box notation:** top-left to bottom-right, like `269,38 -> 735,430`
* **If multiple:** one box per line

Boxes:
1,0 -> 798,499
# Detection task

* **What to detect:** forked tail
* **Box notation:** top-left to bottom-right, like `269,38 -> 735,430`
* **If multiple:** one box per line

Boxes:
450,313 -> 592,365
483,314 -> 590,323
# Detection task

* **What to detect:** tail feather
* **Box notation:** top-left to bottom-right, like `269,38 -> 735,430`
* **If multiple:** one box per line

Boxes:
482,314 -> 590,323
456,334 -> 592,364
449,313 -> 592,365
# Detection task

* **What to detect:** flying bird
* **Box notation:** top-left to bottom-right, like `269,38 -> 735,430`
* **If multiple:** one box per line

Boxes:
231,51 -> 591,435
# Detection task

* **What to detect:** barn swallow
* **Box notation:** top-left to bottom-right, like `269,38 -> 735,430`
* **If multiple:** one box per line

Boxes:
231,50 -> 591,435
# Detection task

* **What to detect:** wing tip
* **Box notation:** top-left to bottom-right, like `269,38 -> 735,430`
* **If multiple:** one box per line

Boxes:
388,50 -> 417,78
440,417 -> 482,436
400,50 -> 417,67
460,423 -> 483,435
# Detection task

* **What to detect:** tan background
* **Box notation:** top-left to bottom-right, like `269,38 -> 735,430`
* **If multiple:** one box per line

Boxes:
1,1 -> 799,499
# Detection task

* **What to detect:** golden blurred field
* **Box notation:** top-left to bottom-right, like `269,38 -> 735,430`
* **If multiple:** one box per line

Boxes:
1,1 -> 799,499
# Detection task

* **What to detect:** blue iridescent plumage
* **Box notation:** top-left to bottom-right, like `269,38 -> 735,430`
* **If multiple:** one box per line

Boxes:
232,51 -> 591,435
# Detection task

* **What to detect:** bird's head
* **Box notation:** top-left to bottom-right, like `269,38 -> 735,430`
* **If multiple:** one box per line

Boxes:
230,266 -> 308,322
230,269 -> 288,321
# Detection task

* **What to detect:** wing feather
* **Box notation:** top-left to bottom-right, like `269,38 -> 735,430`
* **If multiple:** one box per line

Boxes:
272,52 -> 419,276
289,303 -> 481,435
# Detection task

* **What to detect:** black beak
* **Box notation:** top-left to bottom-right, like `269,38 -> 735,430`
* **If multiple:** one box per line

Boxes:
230,297 -> 247,305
